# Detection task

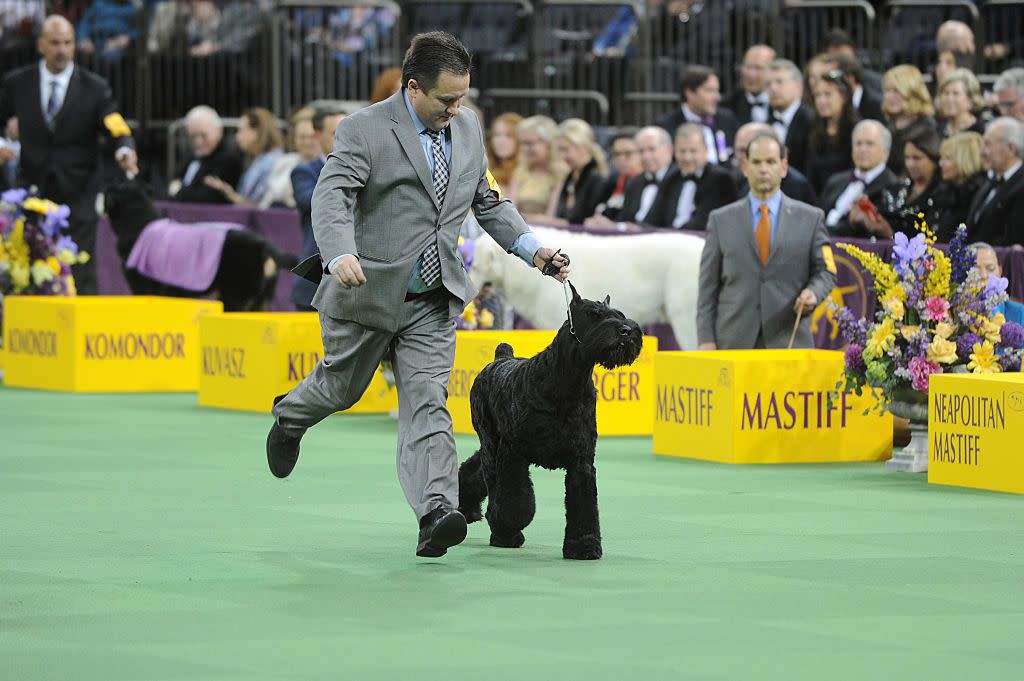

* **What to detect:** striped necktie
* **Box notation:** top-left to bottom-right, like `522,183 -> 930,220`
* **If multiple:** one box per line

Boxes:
45,80 -> 61,127
418,129 -> 449,288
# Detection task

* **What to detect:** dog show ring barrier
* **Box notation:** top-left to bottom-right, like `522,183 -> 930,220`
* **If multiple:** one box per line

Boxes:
653,349 -> 892,463
928,372 -> 1024,495
2,296 -> 222,392
447,329 -> 659,436
197,312 -> 396,414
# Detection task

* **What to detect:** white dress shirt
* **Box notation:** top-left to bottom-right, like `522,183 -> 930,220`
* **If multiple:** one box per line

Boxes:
672,167 -> 704,228
39,60 -> 73,119
746,91 -> 770,123
682,105 -> 723,164
826,162 -> 887,227
637,164 -> 670,223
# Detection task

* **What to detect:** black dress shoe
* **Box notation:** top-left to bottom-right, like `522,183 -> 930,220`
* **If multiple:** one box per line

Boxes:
267,394 -> 301,478
416,507 -> 468,558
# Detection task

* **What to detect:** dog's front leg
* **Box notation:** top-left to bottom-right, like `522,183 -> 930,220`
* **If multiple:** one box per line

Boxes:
562,462 -> 602,560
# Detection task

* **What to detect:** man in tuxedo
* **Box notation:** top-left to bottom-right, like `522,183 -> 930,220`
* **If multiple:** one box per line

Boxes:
819,120 -> 902,238
825,54 -> 884,122
0,14 -> 138,294
731,123 -> 816,205
289,102 -> 347,310
698,132 -> 835,350
170,105 -> 244,204
586,126 -> 674,230
967,117 -> 1024,246
656,65 -> 739,166
647,123 -> 737,231
765,59 -> 813,174
723,44 -> 776,126
994,68 -> 1024,122
268,32 -> 570,558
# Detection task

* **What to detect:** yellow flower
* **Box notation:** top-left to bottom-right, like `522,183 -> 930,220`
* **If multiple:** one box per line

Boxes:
968,341 -> 1001,374
478,308 -> 495,329
837,243 -> 900,304
46,256 -> 61,275
22,197 -> 58,214
57,249 -> 76,266
31,259 -> 54,285
11,262 -> 29,291
933,322 -> 957,339
461,304 -> 476,322
900,325 -> 920,340
927,336 -> 958,364
76,251 -> 90,265
982,313 -> 1005,344
924,249 -> 951,299
884,298 -> 905,321
65,275 -> 77,296
864,317 -> 896,360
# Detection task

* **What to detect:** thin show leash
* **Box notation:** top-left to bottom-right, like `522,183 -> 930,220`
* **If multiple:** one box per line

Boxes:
540,248 -> 580,343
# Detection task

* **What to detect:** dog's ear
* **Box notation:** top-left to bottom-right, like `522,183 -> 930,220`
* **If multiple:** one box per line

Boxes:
603,294 -> 611,306
569,281 -> 581,304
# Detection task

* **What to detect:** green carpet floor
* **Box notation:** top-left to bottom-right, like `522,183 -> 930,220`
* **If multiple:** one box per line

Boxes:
2,385 -> 1023,680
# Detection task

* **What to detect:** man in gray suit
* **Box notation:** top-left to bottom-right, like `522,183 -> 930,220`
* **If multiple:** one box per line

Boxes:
267,32 -> 570,558
698,132 -> 836,350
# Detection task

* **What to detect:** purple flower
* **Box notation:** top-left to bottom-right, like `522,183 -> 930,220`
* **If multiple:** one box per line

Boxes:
985,275 -> 1009,298
893,232 -> 928,266
845,344 -> 866,373
0,213 -> 9,235
41,204 -> 70,237
909,356 -> 941,392
949,224 -> 973,285
957,332 -> 982,359
836,307 -> 868,346
55,234 -> 78,256
1000,322 -> 1024,350
1,188 -> 27,205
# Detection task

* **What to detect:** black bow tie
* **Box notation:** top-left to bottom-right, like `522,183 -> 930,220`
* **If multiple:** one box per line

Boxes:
990,175 -> 1004,187
643,174 -> 659,186
680,174 -> 699,184
770,111 -> 787,125
851,171 -> 869,183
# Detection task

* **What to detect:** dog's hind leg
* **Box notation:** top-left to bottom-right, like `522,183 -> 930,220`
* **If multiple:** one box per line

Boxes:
562,462 -> 602,560
457,450 -> 487,523
486,454 -> 535,549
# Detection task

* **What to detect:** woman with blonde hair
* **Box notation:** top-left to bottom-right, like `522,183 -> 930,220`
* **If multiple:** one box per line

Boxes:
204,107 -> 285,206
938,69 -> 986,137
260,106 -> 320,208
486,112 -> 522,191
523,118 -> 610,226
882,65 -> 937,175
508,115 -> 566,216
935,131 -> 986,241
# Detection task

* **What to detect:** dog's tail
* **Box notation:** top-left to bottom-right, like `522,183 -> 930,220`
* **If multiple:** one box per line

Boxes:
494,342 -> 514,360
264,241 -> 300,271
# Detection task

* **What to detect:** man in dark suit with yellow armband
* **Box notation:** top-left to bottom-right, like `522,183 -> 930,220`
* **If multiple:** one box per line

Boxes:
698,131 -> 836,350
0,15 -> 138,294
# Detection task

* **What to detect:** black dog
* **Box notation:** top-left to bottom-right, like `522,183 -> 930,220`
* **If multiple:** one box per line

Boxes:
458,283 -> 643,560
104,179 -> 296,311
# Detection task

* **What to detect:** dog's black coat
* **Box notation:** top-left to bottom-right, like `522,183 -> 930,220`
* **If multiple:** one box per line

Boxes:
458,284 -> 643,559
104,180 -> 297,311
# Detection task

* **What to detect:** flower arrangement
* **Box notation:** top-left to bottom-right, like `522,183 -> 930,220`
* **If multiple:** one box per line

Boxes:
0,188 -> 86,340
458,298 -> 496,331
834,221 -> 1024,414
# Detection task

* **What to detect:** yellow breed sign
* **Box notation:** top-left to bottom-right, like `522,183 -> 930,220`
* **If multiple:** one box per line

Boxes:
653,349 -> 892,463
928,372 -> 1024,494
3,296 -> 221,392
198,312 -> 396,414
447,330 -> 658,436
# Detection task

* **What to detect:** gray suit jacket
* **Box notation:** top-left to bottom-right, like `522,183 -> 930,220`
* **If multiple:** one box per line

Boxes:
310,91 -> 527,331
697,195 -> 836,349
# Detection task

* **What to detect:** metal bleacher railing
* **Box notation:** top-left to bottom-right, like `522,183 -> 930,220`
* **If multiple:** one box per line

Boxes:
2,0 -> 1020,140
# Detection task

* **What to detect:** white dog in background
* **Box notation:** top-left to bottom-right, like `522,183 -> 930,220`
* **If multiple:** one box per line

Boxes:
469,226 -> 704,350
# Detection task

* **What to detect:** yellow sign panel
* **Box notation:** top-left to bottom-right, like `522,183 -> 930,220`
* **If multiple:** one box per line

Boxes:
448,330 -> 659,436
928,372 -> 1024,494
2,296 -> 222,392
653,349 -> 892,463
198,312 -> 396,414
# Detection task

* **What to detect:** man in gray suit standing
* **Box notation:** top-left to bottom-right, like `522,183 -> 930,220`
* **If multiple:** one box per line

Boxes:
698,132 -> 836,350
267,32 -> 570,558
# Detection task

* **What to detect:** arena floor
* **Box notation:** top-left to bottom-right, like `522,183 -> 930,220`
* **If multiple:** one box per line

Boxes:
3,385 -> 1023,680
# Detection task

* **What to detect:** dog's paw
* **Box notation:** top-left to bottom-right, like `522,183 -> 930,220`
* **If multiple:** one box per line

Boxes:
459,506 -> 483,524
562,535 -> 602,560
489,531 -> 525,548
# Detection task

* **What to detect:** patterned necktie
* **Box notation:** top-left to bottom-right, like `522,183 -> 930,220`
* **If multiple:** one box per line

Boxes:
756,203 -> 771,266
418,129 -> 449,288
45,80 -> 60,126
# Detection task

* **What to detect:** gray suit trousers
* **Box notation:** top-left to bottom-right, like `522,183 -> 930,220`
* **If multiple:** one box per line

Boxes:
272,289 -> 458,520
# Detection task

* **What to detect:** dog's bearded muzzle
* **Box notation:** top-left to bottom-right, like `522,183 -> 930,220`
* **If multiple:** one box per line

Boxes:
594,322 -> 643,370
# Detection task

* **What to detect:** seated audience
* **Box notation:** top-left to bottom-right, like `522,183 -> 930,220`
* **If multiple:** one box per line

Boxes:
935,131 -> 987,242
966,117 -> 1024,246
656,65 -> 739,166
507,115 -> 565,216
993,68 -> 1024,122
938,68 -> 986,138
260,106 -> 318,209
526,118 -> 608,226
587,126 -> 674,230
881,65 -> 937,176
646,122 -> 737,230
723,44 -> 776,126
170,105 -> 245,204
879,125 -> 944,237
766,58 -> 814,173
824,53 -> 884,122
76,0 -> 139,61
819,119 -> 901,237
732,123 -> 816,205
486,112 -> 522,193
596,133 -> 642,221
806,68 -> 859,194
203,107 -> 284,206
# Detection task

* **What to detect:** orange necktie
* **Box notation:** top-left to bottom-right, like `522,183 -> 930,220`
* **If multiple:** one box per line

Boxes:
755,203 -> 771,266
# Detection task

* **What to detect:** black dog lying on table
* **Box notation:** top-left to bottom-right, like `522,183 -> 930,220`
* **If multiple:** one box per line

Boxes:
103,180 -> 297,311
458,283 -> 643,560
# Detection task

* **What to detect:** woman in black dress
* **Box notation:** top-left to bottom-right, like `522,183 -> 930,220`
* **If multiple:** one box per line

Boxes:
935,131 -> 988,242
524,118 -> 609,226
806,69 -> 860,195
879,126 -> 944,238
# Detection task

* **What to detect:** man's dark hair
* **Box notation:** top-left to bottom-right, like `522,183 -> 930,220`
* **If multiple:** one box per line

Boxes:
401,31 -> 472,93
823,28 -> 855,51
679,65 -> 716,100
312,102 -> 350,132
825,53 -> 864,86
608,132 -> 636,147
745,132 -> 788,161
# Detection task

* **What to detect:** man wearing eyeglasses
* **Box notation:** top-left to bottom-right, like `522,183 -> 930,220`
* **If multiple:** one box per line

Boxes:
993,68 -> 1024,122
